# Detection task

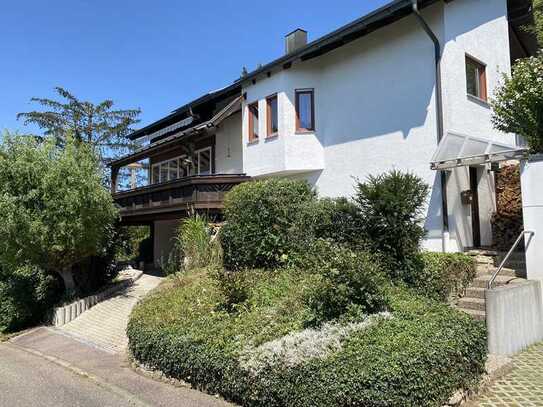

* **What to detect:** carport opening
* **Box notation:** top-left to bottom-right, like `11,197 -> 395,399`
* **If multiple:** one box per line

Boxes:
117,225 -> 153,270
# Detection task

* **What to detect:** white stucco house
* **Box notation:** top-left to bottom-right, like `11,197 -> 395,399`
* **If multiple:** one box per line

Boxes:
109,0 -> 537,266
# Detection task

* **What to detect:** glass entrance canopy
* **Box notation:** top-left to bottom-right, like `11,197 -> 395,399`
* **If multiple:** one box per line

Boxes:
431,131 -> 528,170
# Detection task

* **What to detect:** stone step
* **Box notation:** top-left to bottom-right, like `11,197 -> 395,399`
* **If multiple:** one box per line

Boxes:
458,297 -> 486,311
477,267 -> 518,278
465,287 -> 486,299
471,275 -> 522,288
459,308 -> 486,321
502,261 -> 526,270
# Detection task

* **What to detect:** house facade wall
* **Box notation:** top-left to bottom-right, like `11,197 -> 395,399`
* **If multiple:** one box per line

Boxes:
215,112 -> 244,174
153,219 -> 180,268
237,0 -> 513,252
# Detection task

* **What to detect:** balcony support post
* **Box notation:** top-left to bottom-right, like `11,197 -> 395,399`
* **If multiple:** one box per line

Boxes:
111,165 -> 120,194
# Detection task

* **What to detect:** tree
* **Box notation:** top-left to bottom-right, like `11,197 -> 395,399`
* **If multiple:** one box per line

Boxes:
17,87 -> 141,162
491,54 -> 543,153
525,0 -> 543,47
0,131 -> 119,292
354,170 -> 429,280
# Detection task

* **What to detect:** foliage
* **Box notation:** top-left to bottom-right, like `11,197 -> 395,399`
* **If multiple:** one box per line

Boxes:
408,252 -> 476,303
128,270 -> 487,407
222,179 -> 316,270
0,132 -> 118,291
16,86 -> 141,162
116,226 -> 151,263
524,0 -> 543,48
292,197 -> 364,249
491,165 -> 524,251
210,269 -> 252,312
303,240 -> 388,324
175,215 -> 222,272
0,264 -> 62,333
492,54 -> 543,153
354,170 -> 430,280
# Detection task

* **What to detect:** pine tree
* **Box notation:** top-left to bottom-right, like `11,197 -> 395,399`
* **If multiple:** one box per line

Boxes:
17,87 -> 141,163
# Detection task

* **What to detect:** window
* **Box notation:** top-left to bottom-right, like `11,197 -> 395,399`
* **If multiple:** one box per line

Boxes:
196,147 -> 212,175
266,95 -> 278,137
466,56 -> 487,101
295,89 -> 315,132
151,155 -> 190,184
248,102 -> 259,142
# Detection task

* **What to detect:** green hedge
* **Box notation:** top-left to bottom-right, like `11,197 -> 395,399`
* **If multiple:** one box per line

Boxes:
408,252 -> 477,303
128,270 -> 487,407
0,264 -> 62,333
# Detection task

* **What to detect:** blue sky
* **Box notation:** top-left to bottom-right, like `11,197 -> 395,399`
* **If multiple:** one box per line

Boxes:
0,0 -> 390,134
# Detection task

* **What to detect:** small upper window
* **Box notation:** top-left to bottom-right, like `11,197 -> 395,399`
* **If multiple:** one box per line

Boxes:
266,95 -> 278,137
295,89 -> 315,132
248,102 -> 259,142
466,56 -> 487,102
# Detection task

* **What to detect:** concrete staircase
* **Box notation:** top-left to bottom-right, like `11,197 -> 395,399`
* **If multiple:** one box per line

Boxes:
456,251 -> 526,321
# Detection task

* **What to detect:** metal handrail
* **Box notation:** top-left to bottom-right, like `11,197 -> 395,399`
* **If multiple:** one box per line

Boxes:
487,230 -> 535,289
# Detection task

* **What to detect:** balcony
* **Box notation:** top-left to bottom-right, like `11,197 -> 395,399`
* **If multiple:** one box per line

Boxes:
113,174 -> 250,224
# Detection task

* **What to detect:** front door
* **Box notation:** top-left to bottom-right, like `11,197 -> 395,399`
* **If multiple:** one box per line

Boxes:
469,166 -> 481,248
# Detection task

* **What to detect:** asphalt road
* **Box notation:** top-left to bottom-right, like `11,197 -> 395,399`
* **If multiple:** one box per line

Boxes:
1,327 -> 231,407
0,343 -> 142,407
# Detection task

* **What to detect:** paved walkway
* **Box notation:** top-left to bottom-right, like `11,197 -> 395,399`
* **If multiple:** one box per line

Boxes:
59,273 -> 162,353
474,342 -> 543,406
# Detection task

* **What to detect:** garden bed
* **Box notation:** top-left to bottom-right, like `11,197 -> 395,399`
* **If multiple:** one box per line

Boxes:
128,268 -> 487,407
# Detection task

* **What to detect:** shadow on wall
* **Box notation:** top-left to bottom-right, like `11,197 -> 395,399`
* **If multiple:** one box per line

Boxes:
424,174 -> 447,243
313,9 -> 439,148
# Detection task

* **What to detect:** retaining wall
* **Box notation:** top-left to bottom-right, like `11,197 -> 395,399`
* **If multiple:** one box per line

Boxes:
486,280 -> 543,355
51,269 -> 143,327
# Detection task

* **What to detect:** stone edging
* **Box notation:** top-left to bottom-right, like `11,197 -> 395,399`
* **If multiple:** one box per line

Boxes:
51,269 -> 144,327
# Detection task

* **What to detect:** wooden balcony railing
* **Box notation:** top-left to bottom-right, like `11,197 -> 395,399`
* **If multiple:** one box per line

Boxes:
113,174 -> 250,221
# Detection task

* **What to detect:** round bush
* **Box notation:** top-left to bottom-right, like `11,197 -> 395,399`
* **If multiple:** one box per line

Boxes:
303,240 -> 388,324
221,179 -> 316,270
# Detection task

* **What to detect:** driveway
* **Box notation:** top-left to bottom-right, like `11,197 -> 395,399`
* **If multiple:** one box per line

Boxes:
59,273 -> 162,353
1,273 -> 232,407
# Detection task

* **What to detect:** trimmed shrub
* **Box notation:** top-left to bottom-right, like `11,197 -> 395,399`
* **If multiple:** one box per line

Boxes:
0,264 -> 62,333
354,170 -> 429,280
128,270 -> 487,407
303,240 -> 388,324
222,179 -> 315,270
292,197 -> 364,250
408,252 -> 476,303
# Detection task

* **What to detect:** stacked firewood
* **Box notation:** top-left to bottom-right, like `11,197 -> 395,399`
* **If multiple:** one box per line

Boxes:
491,164 -> 524,251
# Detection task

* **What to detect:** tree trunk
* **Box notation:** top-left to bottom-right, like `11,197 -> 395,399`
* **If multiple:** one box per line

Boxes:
58,267 -> 76,293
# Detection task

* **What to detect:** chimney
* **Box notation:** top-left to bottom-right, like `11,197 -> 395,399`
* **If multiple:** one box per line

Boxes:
285,29 -> 307,54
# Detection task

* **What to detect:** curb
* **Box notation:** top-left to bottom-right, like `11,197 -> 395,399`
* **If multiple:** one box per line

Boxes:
52,269 -> 144,327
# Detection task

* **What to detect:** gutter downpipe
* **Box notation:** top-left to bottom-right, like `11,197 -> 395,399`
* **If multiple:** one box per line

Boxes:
411,0 -> 450,252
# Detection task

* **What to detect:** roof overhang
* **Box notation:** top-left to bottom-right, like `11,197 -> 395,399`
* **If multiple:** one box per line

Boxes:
110,95 -> 243,168
430,131 -> 529,170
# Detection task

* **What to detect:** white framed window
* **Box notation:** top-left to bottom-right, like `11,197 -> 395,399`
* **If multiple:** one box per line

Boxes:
196,147 -> 213,175
151,154 -> 191,184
